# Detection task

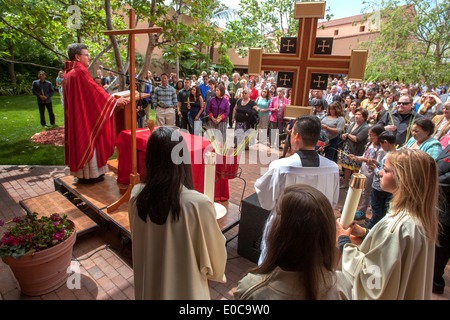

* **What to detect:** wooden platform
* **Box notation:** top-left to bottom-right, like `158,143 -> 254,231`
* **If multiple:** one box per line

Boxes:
55,171 -> 241,241
19,191 -> 98,237
55,172 -> 130,235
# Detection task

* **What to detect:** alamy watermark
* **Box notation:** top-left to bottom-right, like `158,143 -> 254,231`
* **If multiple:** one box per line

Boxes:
66,261 -> 81,290
67,5 -> 81,30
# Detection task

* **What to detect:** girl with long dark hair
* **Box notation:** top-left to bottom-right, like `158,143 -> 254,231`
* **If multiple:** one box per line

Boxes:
128,127 -> 227,299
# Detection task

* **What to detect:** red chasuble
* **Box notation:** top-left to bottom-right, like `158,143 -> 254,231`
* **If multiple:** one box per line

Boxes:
63,61 -> 117,172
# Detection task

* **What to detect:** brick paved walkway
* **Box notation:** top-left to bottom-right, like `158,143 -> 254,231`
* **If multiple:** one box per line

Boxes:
1,143 -> 449,300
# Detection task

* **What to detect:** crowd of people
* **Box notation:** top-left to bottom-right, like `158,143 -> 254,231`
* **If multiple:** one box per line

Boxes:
125,70 -> 449,300
127,70 -> 449,153
48,46 -> 450,300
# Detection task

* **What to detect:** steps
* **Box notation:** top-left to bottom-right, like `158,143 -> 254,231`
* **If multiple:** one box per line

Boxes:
19,191 -> 98,237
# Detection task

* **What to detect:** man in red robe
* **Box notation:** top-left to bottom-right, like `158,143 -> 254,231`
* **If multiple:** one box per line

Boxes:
63,43 -> 127,183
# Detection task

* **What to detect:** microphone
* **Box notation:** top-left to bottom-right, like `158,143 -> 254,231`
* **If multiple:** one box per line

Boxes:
100,65 -> 125,76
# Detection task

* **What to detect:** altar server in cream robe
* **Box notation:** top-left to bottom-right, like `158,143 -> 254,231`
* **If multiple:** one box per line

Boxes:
128,127 -> 227,300
337,149 -> 439,299
255,116 -> 340,265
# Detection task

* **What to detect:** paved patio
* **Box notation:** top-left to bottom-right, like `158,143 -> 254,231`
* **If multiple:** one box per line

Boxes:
0,145 -> 449,300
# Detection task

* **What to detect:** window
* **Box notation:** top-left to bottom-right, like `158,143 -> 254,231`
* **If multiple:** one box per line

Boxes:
360,26 -> 365,32
334,29 -> 339,36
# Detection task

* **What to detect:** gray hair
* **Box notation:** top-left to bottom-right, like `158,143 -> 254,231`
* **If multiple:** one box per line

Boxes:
67,43 -> 88,61
367,87 -> 377,94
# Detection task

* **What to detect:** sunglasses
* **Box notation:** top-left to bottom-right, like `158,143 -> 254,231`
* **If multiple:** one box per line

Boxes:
397,101 -> 411,106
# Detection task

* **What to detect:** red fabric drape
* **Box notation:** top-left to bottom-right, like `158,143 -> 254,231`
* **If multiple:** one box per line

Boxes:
63,61 -> 117,172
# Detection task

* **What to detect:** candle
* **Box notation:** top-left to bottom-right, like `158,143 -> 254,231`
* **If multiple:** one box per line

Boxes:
340,173 -> 366,229
204,151 -> 216,203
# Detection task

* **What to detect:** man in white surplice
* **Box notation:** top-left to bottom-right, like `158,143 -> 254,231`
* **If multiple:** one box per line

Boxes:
255,115 -> 340,264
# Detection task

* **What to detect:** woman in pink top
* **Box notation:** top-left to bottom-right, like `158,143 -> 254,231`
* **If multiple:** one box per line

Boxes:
268,87 -> 289,148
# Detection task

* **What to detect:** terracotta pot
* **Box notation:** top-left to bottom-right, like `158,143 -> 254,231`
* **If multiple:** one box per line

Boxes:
2,222 -> 77,296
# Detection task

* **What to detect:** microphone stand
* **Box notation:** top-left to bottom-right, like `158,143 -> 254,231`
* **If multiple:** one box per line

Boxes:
100,66 -> 128,93
100,66 -> 127,76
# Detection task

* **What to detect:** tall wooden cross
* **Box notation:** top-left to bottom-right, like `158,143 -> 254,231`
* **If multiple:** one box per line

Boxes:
103,9 -> 162,213
248,1 -> 368,107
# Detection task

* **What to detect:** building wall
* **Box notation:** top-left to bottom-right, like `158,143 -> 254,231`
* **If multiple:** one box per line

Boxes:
316,12 -> 380,56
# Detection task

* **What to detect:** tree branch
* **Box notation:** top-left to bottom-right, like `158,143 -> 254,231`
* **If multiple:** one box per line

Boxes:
0,16 -> 68,62
0,57 -> 61,71
105,0 -> 126,90
88,42 -> 114,71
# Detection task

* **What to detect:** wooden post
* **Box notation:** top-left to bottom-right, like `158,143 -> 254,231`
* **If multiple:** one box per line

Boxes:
104,9 -> 162,213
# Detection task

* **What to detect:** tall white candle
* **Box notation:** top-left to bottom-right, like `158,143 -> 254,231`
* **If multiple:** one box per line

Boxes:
340,173 -> 366,229
204,151 -> 216,203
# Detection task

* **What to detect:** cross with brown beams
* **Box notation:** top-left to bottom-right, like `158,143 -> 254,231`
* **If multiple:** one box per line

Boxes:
248,1 -> 368,107
103,9 -> 162,213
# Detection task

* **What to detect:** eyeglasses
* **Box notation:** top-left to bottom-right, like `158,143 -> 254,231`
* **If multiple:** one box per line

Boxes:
397,101 -> 411,106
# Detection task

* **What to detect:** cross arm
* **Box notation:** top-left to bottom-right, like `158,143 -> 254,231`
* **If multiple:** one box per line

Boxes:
103,27 -> 162,36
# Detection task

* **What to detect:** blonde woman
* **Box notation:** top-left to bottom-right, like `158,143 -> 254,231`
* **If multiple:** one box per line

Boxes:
336,148 -> 439,299
234,79 -> 248,101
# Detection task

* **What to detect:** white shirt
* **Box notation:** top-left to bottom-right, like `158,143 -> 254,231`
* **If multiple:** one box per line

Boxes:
255,152 -> 340,264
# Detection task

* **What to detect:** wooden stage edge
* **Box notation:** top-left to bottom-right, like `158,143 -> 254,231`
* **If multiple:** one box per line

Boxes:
54,171 -> 241,241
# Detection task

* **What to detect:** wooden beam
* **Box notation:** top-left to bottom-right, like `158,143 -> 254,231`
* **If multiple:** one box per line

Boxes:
103,27 -> 162,36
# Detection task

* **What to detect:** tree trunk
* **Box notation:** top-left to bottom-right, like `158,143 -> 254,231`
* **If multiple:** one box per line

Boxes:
8,45 -> 16,85
137,0 -> 158,80
209,36 -> 215,66
198,44 -> 204,70
105,0 -> 126,90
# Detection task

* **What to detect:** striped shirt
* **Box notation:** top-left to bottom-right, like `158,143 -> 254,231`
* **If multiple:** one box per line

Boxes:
152,84 -> 177,108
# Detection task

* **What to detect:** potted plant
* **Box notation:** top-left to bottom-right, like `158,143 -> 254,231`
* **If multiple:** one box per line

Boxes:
0,212 -> 76,296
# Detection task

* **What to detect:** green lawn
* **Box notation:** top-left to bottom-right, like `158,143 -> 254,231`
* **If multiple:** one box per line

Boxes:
0,94 -> 156,165
0,94 -> 65,165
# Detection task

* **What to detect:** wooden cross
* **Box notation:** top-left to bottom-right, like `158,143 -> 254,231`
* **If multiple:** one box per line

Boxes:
248,1 -> 368,107
103,9 -> 162,213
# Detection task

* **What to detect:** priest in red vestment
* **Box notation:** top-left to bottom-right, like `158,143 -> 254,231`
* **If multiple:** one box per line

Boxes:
63,43 -> 127,183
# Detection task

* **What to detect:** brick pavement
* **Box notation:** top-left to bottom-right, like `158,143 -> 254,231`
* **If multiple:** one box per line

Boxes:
1,141 -> 449,300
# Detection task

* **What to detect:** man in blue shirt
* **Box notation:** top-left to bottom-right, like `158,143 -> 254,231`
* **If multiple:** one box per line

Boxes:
199,75 -> 210,100
31,70 -> 55,127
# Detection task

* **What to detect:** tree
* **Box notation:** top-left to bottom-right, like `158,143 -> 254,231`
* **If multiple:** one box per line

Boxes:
221,0 -> 332,57
360,0 -> 450,84
0,0 -> 126,86
0,0 -> 245,90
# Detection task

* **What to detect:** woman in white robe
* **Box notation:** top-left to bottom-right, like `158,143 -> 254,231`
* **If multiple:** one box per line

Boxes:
128,127 -> 227,300
336,148 -> 439,299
